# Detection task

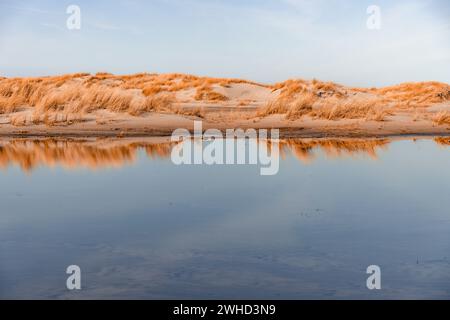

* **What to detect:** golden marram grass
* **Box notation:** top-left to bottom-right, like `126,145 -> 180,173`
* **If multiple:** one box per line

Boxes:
0,72 -> 449,128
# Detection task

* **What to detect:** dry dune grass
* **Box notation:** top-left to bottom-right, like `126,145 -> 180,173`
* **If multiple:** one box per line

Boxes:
120,72 -> 264,101
194,85 -> 229,102
128,93 -> 176,116
1,73 -> 449,127
285,93 -> 317,119
376,82 -> 450,106
0,72 -> 268,125
309,98 -> 392,121
0,74 -> 204,125
259,79 -> 449,121
261,80 -> 314,117
260,79 -> 390,121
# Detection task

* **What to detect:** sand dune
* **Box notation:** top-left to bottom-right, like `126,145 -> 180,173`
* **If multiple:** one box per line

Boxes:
0,73 -> 449,137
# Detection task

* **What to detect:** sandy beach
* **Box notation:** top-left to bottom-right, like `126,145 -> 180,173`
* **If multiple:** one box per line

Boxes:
1,73 -> 449,138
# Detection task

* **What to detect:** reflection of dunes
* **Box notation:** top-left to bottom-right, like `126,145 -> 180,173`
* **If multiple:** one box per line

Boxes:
0,139 -> 174,172
144,143 -> 174,159
435,137 -> 450,146
0,137 -> 447,172
279,139 -> 390,163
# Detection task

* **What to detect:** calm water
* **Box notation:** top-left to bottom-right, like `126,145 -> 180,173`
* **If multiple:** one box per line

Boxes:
0,137 -> 449,299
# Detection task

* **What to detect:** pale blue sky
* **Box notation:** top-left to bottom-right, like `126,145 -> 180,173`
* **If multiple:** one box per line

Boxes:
0,0 -> 449,86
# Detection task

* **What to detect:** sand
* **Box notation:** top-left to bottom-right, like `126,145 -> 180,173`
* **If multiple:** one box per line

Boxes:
0,74 -> 449,138
1,109 -> 448,139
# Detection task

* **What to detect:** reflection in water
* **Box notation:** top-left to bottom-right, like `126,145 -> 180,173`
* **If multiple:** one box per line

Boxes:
435,137 -> 450,146
0,136 -> 450,299
0,139 -> 175,172
0,137 -> 447,172
279,139 -> 390,163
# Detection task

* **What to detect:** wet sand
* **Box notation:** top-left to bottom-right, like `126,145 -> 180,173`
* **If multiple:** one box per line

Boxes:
0,112 -> 449,139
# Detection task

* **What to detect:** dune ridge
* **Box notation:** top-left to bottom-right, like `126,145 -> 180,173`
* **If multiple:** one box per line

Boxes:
0,73 -> 449,137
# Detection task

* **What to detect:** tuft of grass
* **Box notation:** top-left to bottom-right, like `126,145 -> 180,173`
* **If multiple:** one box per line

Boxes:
259,81 -> 392,122
194,86 -> 229,101
286,93 -> 317,120
129,94 -> 175,116
142,85 -> 163,96
376,82 -> 450,106
310,99 -> 391,121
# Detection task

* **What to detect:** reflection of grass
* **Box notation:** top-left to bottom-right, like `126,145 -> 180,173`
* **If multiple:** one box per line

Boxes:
435,137 -> 450,146
280,138 -> 390,162
2,137 -> 449,173
0,138 -> 177,172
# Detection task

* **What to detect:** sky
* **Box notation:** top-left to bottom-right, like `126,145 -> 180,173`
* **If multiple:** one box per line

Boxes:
0,0 -> 449,87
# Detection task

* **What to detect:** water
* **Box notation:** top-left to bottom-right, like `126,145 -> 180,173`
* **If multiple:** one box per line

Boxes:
0,137 -> 449,299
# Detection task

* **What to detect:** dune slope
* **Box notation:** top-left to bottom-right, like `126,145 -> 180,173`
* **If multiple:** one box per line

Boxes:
0,73 -> 449,137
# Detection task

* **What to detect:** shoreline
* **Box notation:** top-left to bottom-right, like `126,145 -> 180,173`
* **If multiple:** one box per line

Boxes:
0,116 -> 449,139
0,133 -> 448,143
1,131 -> 449,139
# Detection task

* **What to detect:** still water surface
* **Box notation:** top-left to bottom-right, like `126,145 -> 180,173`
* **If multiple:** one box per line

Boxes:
0,137 -> 449,299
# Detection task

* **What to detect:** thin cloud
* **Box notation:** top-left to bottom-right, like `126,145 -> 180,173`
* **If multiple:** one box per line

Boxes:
90,22 -> 122,31
0,4 -> 56,15
40,23 -> 65,31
